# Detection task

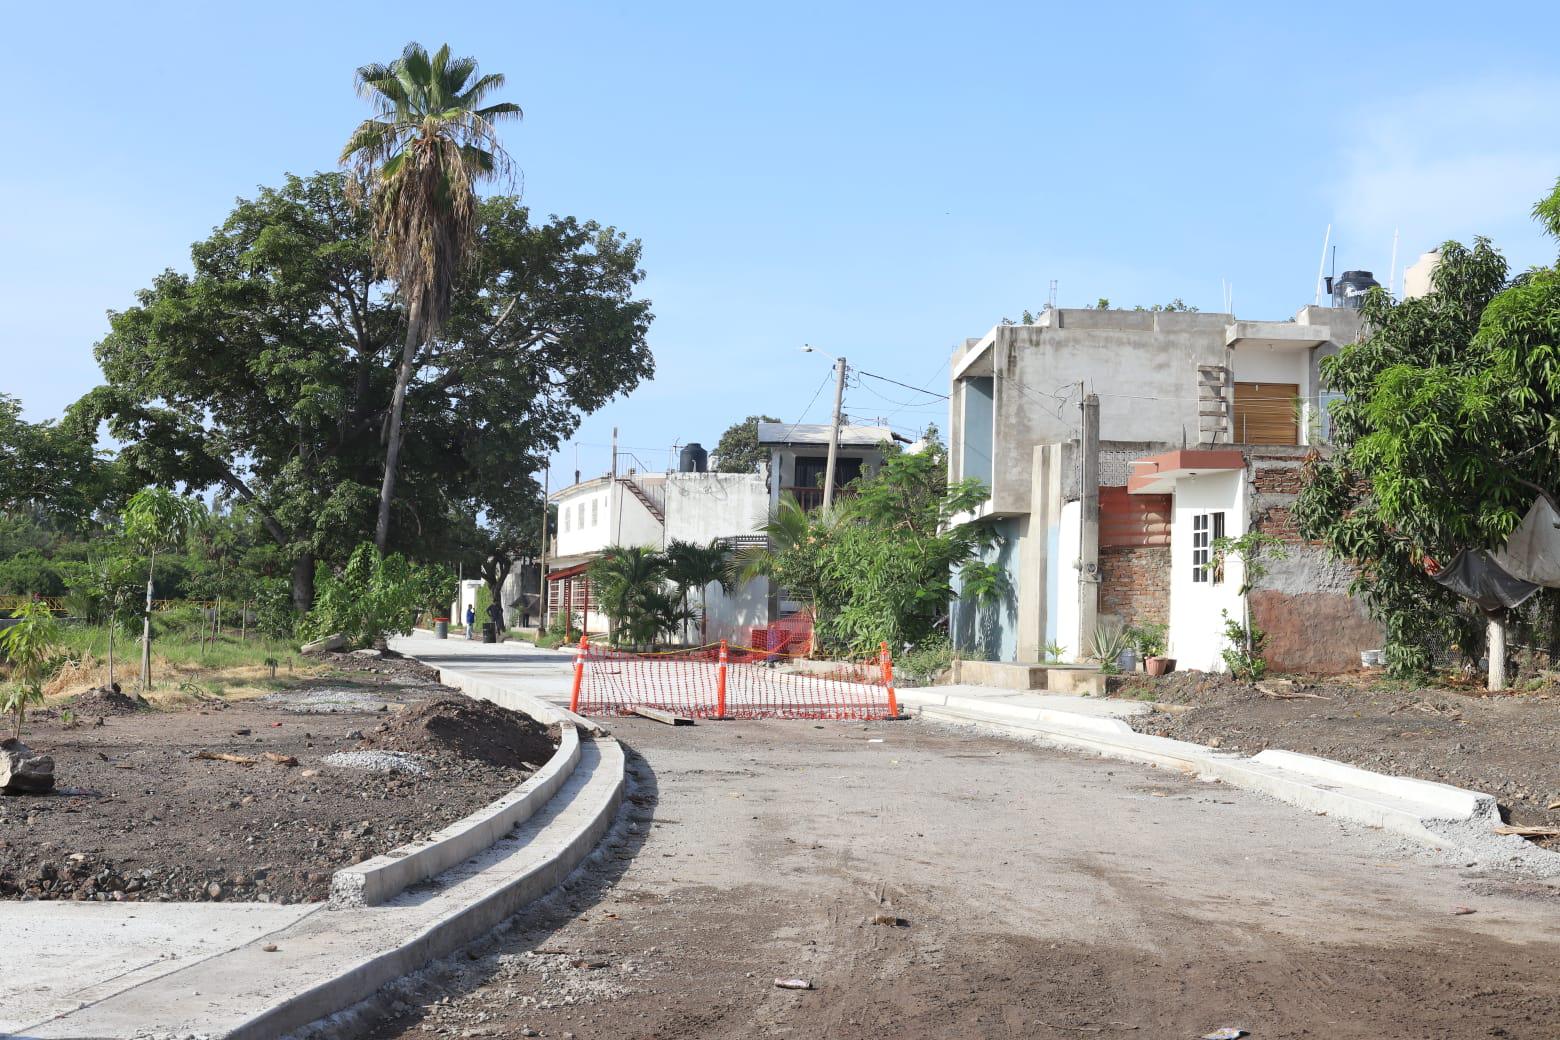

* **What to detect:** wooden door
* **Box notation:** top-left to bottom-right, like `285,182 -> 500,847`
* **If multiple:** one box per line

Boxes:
1233,382 -> 1299,445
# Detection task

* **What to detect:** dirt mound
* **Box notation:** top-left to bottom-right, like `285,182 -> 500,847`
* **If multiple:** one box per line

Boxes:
361,695 -> 558,769
67,685 -> 149,716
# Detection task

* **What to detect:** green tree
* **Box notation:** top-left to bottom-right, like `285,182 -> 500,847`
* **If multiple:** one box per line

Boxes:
85,174 -> 652,613
712,416 -> 780,474
302,542 -> 452,649
122,488 -> 200,690
0,393 -> 123,529
341,42 -> 522,551
61,553 -> 141,692
1,598 -> 61,740
732,436 -> 998,655
1293,209 -> 1558,687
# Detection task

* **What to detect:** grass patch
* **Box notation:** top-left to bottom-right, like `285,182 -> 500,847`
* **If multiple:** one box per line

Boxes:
49,623 -> 319,704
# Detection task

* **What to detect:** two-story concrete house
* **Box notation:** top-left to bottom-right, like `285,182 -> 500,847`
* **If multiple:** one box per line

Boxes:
947,302 -> 1378,674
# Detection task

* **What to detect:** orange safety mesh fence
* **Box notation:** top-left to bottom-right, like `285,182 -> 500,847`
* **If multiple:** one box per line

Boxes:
570,639 -> 900,720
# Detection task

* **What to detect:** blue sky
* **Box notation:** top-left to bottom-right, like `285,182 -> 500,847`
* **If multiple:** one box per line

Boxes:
4,1 -> 1559,481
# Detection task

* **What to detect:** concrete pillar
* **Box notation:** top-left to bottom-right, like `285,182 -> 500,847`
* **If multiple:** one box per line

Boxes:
1488,613 -> 1507,692
1078,394 -> 1101,652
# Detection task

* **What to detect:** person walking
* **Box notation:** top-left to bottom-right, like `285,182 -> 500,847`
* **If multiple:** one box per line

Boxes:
465,603 -> 476,639
487,600 -> 506,643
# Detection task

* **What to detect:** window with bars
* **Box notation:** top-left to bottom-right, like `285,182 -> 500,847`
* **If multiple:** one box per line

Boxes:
1191,512 -> 1225,583
591,499 -> 598,526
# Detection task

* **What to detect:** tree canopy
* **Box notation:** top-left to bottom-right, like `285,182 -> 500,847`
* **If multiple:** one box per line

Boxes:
81,172 -> 652,611
1295,178 -> 1560,677
712,415 -> 779,474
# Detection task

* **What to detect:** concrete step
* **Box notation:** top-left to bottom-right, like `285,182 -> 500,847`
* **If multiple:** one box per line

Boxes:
25,737 -> 627,1040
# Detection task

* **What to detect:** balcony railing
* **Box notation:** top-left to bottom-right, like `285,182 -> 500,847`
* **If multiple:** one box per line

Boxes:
782,486 -> 856,512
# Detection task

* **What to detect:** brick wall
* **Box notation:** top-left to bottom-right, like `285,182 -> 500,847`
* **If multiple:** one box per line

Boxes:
1251,463 -> 1304,494
1099,545 -> 1170,626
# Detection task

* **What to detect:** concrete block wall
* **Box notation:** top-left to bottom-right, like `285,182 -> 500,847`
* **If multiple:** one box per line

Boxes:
1243,452 -> 1380,673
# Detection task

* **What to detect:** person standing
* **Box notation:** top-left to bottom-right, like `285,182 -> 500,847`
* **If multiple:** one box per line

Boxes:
487,600 -> 506,643
465,603 -> 476,639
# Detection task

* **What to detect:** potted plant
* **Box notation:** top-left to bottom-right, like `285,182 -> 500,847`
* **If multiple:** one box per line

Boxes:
1087,621 -> 1134,675
1134,622 -> 1174,676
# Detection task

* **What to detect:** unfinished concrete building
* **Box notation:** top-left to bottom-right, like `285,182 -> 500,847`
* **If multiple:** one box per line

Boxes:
946,303 -> 1379,674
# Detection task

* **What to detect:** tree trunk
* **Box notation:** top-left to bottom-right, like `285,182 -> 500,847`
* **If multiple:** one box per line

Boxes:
291,553 -> 315,615
375,305 -> 423,551
107,609 -> 116,692
1488,612 -> 1507,692
140,550 -> 156,692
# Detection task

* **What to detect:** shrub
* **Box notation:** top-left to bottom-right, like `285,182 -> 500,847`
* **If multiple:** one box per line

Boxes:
1,599 -> 62,740
302,544 -> 452,649
897,635 -> 953,687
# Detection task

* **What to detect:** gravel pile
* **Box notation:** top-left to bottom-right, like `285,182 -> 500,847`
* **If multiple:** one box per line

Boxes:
322,750 -> 431,775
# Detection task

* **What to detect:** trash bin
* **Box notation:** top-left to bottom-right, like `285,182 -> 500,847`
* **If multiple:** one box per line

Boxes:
434,618 -> 449,639
481,622 -> 498,644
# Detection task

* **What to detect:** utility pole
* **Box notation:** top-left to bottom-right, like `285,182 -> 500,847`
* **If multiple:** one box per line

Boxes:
611,427 -> 618,480
1078,393 -> 1101,656
1488,610 -> 1507,692
538,466 -> 550,633
822,355 -> 847,509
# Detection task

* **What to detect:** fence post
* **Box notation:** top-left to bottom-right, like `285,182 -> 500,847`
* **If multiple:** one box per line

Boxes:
716,639 -> 729,719
569,635 -> 588,714
880,640 -> 900,719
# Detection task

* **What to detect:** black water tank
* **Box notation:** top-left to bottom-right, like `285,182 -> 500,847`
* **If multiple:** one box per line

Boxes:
679,442 -> 708,473
1332,270 -> 1381,309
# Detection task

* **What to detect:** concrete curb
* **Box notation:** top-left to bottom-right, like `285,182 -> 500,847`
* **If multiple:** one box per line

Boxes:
434,661 -> 607,736
228,738 -> 625,1040
914,701 -> 1499,846
329,723 -> 583,907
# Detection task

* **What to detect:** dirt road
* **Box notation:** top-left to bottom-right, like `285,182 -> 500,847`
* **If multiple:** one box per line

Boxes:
363,719 -> 1560,1040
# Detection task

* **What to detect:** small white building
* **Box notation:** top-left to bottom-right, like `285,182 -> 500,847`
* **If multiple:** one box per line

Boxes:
544,467 -> 771,642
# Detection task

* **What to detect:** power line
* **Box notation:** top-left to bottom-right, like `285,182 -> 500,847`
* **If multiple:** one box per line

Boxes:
856,368 -> 950,400
780,368 -> 836,441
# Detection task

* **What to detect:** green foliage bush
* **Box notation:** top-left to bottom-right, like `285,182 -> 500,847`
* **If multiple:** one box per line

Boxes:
896,635 -> 953,687
302,543 -> 452,649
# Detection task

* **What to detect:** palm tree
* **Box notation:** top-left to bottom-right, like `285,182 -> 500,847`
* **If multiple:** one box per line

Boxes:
588,546 -> 670,649
665,539 -> 732,645
340,42 -> 522,549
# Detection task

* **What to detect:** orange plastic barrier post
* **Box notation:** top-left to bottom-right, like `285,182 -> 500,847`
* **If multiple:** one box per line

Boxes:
880,641 -> 900,718
569,635 -> 588,713
716,639 -> 729,719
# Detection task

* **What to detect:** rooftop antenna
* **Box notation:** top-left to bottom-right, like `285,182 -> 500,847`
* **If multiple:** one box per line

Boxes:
1047,279 -> 1058,310
1388,227 -> 1400,297
1313,224 -> 1332,305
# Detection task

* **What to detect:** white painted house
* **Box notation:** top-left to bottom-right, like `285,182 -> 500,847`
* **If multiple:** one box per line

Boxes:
544,467 -> 770,642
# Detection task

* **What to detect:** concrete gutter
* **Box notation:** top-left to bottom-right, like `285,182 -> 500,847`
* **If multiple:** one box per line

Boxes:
330,723 -> 584,907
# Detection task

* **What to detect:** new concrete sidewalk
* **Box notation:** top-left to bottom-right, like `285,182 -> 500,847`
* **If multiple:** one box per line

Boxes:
901,680 -> 1560,874
8,633 -> 625,1040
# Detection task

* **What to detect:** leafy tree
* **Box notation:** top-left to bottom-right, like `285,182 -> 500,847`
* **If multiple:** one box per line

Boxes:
0,393 -> 123,529
1293,186 -> 1560,687
302,542 -> 452,649
341,42 -> 522,550
84,173 -> 651,613
733,436 -> 998,655
1,598 -> 61,740
122,488 -> 200,690
712,415 -> 780,474
61,553 -> 141,691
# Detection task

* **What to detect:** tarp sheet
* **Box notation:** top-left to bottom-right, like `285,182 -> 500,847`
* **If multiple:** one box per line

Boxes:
1491,496 -> 1560,588
1432,550 -> 1540,612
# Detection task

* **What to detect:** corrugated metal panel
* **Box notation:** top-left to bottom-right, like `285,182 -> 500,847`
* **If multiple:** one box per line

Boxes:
1100,486 -> 1171,547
